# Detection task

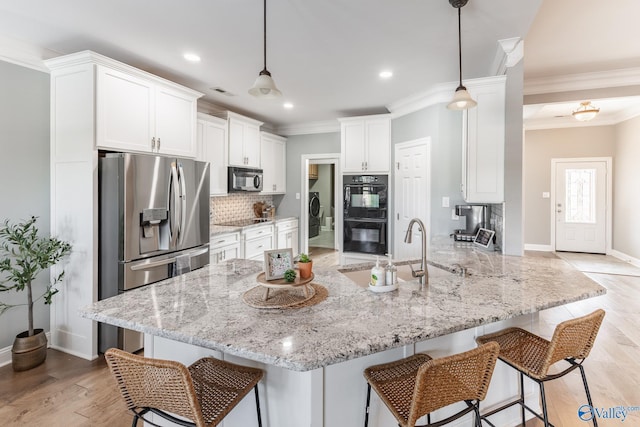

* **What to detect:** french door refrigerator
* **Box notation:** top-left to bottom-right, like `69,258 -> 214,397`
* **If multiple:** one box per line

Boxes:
98,152 -> 210,353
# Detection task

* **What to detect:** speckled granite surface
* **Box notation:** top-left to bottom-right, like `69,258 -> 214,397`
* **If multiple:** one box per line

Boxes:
210,216 -> 297,237
80,242 -> 606,371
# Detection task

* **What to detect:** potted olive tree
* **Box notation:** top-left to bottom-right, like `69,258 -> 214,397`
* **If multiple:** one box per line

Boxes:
0,216 -> 71,371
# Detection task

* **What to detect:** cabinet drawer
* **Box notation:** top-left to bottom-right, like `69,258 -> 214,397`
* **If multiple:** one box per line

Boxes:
211,232 -> 240,248
244,225 -> 274,241
276,219 -> 298,233
244,235 -> 273,260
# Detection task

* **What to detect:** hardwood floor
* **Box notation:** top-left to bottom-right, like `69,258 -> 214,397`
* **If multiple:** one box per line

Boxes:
0,252 -> 637,426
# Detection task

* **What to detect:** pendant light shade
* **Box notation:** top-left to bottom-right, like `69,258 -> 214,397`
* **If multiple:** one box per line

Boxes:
249,0 -> 282,99
572,101 -> 599,121
447,0 -> 476,110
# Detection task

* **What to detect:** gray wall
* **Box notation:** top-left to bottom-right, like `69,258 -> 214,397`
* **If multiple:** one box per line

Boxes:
275,132 -> 340,218
0,60 -> 51,349
503,62 -> 525,255
613,116 -> 640,259
391,104 -> 465,239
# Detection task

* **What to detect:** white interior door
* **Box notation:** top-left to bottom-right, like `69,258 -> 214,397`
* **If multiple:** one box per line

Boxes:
394,139 -> 430,260
555,160 -> 607,253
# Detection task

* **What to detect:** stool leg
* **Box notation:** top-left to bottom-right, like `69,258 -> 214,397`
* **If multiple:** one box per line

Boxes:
578,365 -> 598,427
254,385 -> 263,427
473,401 -> 481,427
519,372 -> 525,427
364,384 -> 371,427
539,382 -> 550,427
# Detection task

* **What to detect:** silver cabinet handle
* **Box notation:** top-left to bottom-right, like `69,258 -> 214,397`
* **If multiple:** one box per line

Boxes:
151,137 -> 156,150
157,137 -> 161,151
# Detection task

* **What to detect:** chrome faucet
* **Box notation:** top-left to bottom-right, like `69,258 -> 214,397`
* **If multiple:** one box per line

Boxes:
404,218 -> 428,286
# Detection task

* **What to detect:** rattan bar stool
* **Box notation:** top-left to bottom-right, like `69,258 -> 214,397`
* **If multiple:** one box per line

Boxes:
105,348 -> 264,427
476,309 -> 605,427
363,342 -> 499,427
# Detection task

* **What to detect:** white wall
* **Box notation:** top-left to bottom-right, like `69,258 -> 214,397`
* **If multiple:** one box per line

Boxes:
613,115 -> 640,259
0,60 -> 51,349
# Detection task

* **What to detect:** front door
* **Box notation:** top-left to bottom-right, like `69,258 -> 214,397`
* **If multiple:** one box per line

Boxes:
554,160 -> 607,253
394,139 -> 430,260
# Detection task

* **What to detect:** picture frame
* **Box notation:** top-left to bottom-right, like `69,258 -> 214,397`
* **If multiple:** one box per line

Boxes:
473,227 -> 496,249
263,248 -> 294,280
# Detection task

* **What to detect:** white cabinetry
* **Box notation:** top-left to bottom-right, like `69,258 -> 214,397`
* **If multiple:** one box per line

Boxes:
210,232 -> 240,264
228,112 -> 262,168
339,114 -> 391,174
197,113 -> 228,195
276,219 -> 299,256
45,51 -> 203,360
242,224 -> 274,261
461,76 -> 506,203
261,132 -> 287,194
96,64 -> 201,157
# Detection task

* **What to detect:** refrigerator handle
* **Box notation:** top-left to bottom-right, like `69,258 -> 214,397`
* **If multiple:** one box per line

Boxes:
170,161 -> 180,248
177,162 -> 187,246
129,247 -> 209,271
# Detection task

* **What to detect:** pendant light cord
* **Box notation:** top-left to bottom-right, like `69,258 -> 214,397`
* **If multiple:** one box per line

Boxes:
262,0 -> 267,72
457,6 -> 462,88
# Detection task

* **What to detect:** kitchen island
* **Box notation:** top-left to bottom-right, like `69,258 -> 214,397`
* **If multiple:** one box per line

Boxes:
80,244 -> 605,427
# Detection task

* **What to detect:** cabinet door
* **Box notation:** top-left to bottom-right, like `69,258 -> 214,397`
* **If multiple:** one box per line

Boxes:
273,138 -> 286,192
244,123 -> 261,168
155,85 -> 197,158
261,136 -> 275,193
365,119 -> 390,173
244,235 -> 273,260
199,119 -> 228,195
96,66 -> 154,153
210,244 -> 239,264
228,118 -> 246,167
341,121 -> 366,173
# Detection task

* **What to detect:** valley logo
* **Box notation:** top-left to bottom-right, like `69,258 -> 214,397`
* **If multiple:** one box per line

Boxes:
578,404 -> 640,422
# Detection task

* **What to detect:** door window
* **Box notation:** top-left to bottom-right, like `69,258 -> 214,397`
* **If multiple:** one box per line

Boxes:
565,168 -> 596,224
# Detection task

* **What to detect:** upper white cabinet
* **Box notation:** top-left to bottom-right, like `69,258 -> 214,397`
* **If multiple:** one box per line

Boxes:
261,131 -> 287,194
96,64 -> 201,157
228,112 -> 263,168
339,114 -> 391,174
461,76 -> 506,203
197,113 -> 228,195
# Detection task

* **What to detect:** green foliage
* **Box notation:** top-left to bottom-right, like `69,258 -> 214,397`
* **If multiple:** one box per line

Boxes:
298,253 -> 310,263
284,269 -> 297,283
0,216 -> 72,336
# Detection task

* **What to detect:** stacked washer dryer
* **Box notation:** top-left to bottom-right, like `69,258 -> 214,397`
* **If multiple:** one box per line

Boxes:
309,192 -> 321,238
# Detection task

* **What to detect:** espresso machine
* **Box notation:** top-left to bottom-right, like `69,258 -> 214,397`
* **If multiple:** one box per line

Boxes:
453,204 -> 490,242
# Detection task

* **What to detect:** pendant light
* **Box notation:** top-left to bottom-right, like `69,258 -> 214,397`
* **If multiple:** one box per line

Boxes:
572,101 -> 600,121
447,0 -> 477,110
248,0 -> 282,99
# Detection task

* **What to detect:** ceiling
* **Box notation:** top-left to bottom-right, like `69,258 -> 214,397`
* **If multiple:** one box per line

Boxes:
0,0 -> 542,130
1,0 -> 638,132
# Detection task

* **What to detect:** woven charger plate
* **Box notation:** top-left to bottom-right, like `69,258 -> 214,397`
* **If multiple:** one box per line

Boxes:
243,283 -> 328,309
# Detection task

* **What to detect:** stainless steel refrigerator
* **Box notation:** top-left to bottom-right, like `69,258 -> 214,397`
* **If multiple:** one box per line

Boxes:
98,152 -> 210,353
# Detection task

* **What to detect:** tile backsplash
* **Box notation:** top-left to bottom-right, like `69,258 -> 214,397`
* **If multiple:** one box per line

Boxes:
489,203 -> 504,252
210,193 -> 274,224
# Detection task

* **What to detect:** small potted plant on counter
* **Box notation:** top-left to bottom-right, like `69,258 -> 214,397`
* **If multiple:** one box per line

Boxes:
0,216 -> 72,371
297,253 -> 313,280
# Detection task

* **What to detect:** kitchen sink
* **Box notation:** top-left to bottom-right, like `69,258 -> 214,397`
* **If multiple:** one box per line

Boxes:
339,262 -> 454,289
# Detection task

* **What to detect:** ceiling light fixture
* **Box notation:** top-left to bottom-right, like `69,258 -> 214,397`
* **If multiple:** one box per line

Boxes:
572,101 -> 600,121
183,53 -> 201,62
283,102 -> 294,109
446,0 -> 477,110
248,0 -> 282,99
379,70 -> 393,79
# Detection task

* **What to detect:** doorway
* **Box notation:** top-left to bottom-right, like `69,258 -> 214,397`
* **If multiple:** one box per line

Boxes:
551,158 -> 612,254
393,138 -> 431,260
300,154 -> 341,266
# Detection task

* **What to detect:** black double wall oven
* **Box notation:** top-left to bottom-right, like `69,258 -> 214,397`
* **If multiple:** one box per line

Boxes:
343,175 -> 388,255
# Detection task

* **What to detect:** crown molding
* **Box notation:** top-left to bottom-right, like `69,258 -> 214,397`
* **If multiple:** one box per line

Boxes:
276,120 -> 340,136
0,34 -> 59,72
491,37 -> 523,76
524,67 -> 640,96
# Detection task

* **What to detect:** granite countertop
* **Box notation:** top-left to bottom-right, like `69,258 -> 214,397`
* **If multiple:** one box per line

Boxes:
211,216 -> 298,237
80,243 -> 606,371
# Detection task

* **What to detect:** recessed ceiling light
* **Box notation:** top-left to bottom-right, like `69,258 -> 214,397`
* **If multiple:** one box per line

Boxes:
283,102 -> 294,109
183,53 -> 201,62
379,70 -> 393,79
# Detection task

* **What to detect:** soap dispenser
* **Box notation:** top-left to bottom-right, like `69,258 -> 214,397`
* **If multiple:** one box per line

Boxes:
371,256 -> 386,286
385,254 -> 397,286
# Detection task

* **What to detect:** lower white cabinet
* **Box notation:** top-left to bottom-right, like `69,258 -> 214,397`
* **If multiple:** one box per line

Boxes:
242,224 -> 274,261
276,219 -> 299,256
210,232 -> 240,264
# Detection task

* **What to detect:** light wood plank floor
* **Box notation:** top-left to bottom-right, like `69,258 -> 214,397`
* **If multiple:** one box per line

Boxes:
0,252 -> 638,426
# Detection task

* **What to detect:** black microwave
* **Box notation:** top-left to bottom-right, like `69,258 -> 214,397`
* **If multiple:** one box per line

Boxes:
228,166 -> 263,192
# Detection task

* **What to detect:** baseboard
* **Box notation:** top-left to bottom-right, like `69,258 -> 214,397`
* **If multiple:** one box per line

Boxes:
610,249 -> 640,268
0,331 -> 52,368
524,244 -> 553,252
